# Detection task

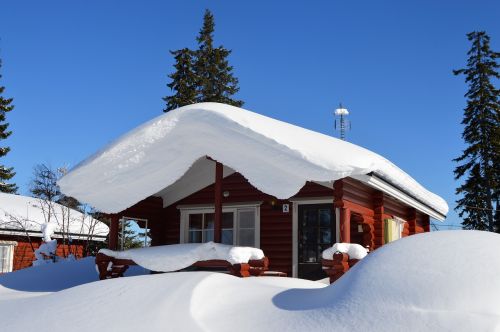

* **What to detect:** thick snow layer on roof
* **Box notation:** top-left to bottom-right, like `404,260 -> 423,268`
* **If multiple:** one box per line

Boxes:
99,242 -> 265,271
0,193 -> 109,239
322,242 -> 368,260
1,231 -> 499,331
58,103 -> 448,215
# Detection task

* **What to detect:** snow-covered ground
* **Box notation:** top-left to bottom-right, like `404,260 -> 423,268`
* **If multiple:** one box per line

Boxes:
1,231 -> 499,331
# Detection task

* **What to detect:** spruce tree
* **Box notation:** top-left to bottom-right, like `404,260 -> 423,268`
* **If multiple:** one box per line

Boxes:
163,9 -> 243,112
453,31 -> 500,232
0,58 -> 17,193
194,10 -> 243,107
163,48 -> 197,112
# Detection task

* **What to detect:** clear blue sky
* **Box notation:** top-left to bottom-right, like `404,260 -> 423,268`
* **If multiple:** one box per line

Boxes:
1,1 -> 499,229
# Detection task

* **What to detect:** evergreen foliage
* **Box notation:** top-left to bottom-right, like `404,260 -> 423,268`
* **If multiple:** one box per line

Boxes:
163,9 -> 243,112
193,10 -> 243,106
453,31 -> 500,232
0,59 -> 17,193
163,48 -> 197,112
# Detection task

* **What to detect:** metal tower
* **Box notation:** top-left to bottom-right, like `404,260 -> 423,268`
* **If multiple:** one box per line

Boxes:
334,103 -> 351,140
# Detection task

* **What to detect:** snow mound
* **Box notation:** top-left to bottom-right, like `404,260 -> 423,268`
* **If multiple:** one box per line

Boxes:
322,242 -> 368,259
1,231 -> 498,331
0,257 -> 148,295
58,103 -> 448,216
99,242 -> 265,271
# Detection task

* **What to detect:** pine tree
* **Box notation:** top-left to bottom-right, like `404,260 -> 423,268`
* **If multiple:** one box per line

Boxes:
453,31 -> 500,232
194,10 -> 243,107
0,58 -> 17,193
163,48 -> 197,112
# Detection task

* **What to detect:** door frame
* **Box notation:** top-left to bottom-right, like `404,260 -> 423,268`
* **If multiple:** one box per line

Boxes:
291,198 -> 339,278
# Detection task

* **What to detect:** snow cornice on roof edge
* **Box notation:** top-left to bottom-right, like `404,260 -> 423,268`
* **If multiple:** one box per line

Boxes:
57,103 -> 449,217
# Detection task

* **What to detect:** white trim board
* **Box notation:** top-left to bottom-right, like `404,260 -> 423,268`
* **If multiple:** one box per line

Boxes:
351,174 -> 446,221
179,203 -> 261,248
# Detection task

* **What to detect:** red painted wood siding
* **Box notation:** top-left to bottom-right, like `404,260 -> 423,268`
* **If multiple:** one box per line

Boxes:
0,235 -> 88,271
121,173 -> 433,276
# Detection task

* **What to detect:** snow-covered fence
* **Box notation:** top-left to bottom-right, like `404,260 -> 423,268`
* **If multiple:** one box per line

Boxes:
322,243 -> 368,283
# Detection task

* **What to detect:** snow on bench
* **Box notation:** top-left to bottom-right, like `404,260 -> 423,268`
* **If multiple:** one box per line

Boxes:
322,243 -> 368,284
96,242 -> 268,279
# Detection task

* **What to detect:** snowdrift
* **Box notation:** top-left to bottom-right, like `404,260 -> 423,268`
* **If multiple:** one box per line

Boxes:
58,103 -> 448,215
1,231 -> 498,331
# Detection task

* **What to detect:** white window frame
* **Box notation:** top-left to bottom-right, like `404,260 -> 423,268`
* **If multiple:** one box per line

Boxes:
0,241 -> 17,273
118,216 -> 150,251
178,203 -> 261,248
290,198 -> 336,278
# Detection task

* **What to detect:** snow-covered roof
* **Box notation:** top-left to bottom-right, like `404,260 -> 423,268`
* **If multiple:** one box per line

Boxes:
0,193 -> 109,240
58,103 -> 448,218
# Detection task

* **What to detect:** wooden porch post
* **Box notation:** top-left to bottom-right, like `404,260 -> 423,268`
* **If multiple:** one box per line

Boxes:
334,179 -> 351,243
109,214 -> 119,250
214,162 -> 223,243
340,208 -> 351,243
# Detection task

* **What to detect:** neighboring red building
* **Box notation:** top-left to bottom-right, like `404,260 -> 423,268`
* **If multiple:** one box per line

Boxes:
58,103 -> 448,280
0,193 -> 108,272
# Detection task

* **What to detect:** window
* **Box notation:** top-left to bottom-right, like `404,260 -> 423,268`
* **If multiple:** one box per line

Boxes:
188,212 -> 234,245
181,206 -> 259,247
237,209 -> 256,247
0,242 -> 16,273
119,217 -> 151,250
384,218 -> 406,243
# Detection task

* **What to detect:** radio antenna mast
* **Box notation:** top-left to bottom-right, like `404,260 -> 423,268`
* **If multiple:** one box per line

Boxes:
334,103 -> 351,140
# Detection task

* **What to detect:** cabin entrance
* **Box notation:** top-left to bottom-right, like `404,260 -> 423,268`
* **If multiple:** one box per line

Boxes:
298,204 -> 335,280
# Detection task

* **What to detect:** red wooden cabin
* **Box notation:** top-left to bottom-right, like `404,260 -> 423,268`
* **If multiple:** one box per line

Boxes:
0,193 -> 108,272
58,103 -> 447,280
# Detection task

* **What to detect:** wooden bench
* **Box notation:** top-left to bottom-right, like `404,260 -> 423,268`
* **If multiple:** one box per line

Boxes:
95,252 -> 269,280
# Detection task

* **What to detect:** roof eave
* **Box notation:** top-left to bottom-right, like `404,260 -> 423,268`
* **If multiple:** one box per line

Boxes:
351,173 -> 447,221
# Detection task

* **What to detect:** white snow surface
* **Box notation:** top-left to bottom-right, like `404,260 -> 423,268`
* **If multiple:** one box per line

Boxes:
0,192 -> 109,239
322,242 -> 368,260
57,103 -> 448,215
1,231 -> 499,331
99,242 -> 265,271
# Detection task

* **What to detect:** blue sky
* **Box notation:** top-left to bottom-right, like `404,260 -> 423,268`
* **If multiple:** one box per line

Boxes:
1,1 -> 499,229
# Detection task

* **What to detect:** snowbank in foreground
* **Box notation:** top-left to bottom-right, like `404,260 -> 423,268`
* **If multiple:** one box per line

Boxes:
99,242 -> 264,271
0,257 -> 148,295
1,231 -> 499,331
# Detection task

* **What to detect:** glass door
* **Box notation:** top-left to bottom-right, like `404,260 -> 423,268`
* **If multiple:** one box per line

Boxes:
298,204 -> 335,280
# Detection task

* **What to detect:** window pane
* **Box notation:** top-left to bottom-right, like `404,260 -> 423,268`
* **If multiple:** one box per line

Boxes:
303,209 -> 318,227
238,229 -> 255,247
189,214 -> 203,230
189,231 -> 202,243
320,229 -> 331,244
204,213 -> 214,230
204,229 -> 214,242
222,229 -> 233,245
238,210 -> 255,228
222,212 -> 234,228
319,209 -> 331,227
